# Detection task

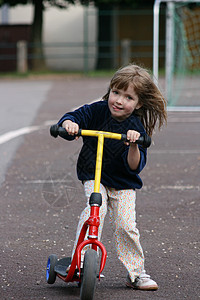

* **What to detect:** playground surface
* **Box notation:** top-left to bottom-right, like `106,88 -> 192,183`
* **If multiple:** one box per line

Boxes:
0,76 -> 199,299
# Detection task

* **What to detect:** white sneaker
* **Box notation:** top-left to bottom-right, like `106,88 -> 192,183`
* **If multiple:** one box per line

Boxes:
126,270 -> 158,291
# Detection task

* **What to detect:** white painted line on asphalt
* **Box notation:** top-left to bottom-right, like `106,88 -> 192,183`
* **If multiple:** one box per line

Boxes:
158,185 -> 200,190
25,179 -> 74,184
0,120 -> 59,145
25,180 -> 200,191
0,126 -> 40,145
168,117 -> 200,122
167,106 -> 200,112
0,100 -> 96,146
150,149 -> 200,154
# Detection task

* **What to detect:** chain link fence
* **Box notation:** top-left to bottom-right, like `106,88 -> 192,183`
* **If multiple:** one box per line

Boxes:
0,9 -> 166,73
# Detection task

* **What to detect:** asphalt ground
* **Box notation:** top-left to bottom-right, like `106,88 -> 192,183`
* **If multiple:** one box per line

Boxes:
0,80 -> 52,186
0,76 -> 200,300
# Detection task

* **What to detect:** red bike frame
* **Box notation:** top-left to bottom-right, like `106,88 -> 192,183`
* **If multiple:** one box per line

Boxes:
56,130 -> 123,283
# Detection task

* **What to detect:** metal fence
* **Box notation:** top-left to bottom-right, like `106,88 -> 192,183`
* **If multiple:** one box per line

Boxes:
0,8 -> 166,73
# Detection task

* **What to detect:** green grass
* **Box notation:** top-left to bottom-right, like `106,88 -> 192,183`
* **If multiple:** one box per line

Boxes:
0,69 -> 116,79
0,71 -> 29,78
4,68 -> 199,80
0,70 -> 82,78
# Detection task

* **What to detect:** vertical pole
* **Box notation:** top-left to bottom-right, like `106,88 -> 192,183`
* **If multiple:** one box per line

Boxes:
17,40 -> 28,73
83,6 -> 89,73
121,39 -> 131,66
165,1 -> 175,104
153,0 -> 161,83
94,134 -> 104,193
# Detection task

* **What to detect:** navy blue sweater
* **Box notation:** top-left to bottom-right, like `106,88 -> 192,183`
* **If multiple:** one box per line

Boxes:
58,100 -> 147,190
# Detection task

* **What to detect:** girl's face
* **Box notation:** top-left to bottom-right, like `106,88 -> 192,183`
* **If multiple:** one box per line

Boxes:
108,84 -> 142,121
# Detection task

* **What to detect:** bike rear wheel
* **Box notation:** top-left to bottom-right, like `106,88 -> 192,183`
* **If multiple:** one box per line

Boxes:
80,249 -> 98,300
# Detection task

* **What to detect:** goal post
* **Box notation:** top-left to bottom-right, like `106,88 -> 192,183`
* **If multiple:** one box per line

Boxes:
153,0 -> 200,105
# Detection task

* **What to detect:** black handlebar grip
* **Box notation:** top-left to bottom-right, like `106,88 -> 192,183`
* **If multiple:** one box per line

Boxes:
121,134 -> 151,148
136,135 -> 151,148
50,124 -> 81,139
50,124 -> 59,138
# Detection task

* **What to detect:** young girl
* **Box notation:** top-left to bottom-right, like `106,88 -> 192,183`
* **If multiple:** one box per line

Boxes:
57,64 -> 167,290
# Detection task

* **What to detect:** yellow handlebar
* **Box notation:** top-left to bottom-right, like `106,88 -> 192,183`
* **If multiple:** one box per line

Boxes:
80,129 -> 122,140
51,125 -> 152,193
51,125 -> 150,193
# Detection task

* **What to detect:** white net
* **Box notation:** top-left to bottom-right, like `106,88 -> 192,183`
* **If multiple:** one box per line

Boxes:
180,5 -> 200,69
166,3 -> 200,106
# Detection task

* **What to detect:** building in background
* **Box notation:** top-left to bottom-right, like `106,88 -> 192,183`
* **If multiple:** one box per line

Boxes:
0,3 -> 165,72
0,3 -> 97,72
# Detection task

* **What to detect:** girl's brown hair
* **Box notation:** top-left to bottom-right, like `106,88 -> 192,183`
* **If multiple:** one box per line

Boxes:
103,64 -> 167,136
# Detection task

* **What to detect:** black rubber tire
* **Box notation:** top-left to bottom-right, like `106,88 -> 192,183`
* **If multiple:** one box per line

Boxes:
80,249 -> 98,300
46,254 -> 58,284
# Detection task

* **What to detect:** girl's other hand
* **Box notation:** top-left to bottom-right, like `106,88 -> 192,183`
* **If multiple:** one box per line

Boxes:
125,130 -> 140,145
62,120 -> 79,139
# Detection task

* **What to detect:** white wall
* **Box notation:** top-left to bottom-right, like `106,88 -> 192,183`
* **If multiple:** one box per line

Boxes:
43,4 -> 97,71
0,4 -> 33,24
0,4 -> 97,71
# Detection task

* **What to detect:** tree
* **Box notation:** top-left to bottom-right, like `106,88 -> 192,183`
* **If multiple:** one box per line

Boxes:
0,0 -> 154,70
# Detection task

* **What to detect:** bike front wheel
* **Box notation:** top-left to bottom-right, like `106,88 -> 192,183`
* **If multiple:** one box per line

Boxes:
80,249 -> 98,300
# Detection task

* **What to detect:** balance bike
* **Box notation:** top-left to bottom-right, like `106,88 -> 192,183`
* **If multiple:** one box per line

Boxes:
46,124 -> 151,300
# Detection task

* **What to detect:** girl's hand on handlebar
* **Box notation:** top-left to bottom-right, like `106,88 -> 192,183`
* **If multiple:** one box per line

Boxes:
125,130 -> 140,146
62,120 -> 79,139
